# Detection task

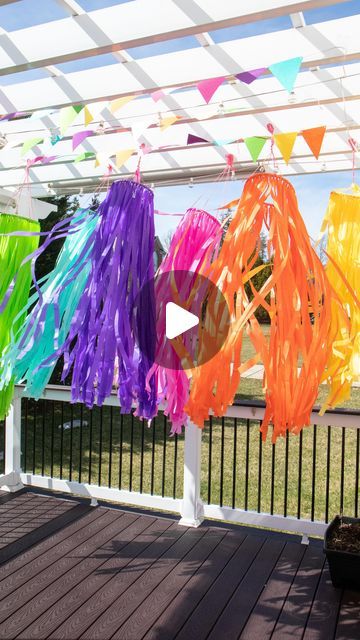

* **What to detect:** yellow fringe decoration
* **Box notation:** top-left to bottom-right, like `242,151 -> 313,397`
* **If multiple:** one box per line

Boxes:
320,188 -> 360,412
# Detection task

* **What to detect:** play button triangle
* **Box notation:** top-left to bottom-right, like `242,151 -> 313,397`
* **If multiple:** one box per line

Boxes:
165,302 -> 199,340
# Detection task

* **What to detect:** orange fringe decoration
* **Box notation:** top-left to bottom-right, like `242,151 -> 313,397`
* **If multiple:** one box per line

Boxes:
186,173 -> 336,442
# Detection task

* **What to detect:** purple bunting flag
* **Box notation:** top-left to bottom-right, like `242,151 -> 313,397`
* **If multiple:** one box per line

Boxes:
236,67 -> 267,85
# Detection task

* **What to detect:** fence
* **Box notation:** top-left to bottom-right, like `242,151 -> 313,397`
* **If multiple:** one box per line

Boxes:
1,384 -> 359,537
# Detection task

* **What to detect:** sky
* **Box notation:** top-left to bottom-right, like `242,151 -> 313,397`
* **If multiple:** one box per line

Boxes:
152,170 -> 354,244
0,0 -> 357,242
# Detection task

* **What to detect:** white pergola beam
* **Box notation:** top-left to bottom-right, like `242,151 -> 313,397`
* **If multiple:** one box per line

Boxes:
0,14 -> 358,113
0,0 -> 350,77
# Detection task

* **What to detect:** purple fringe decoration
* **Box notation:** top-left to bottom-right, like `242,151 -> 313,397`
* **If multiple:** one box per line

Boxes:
60,180 -> 157,418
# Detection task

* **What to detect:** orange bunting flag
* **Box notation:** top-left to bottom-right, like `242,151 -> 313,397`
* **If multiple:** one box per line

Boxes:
186,173 -> 335,442
109,95 -> 135,114
115,148 -> 134,169
274,131 -> 297,164
302,126 -> 326,159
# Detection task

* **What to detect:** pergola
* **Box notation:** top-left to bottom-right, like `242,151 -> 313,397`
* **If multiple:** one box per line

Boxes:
0,0 -> 358,196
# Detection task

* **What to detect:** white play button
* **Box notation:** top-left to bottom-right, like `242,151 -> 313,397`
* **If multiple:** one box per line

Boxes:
165,302 -> 199,340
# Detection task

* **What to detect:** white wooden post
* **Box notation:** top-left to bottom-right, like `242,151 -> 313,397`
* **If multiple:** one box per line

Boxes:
179,420 -> 204,527
2,389 -> 24,492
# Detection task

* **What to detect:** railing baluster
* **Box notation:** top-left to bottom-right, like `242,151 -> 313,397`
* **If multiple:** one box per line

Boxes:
129,411 -> 134,491
297,429 -> 303,519
162,414 -> 167,498
98,407 -> 103,487
50,400 -> 55,479
32,401 -> 37,475
59,401 -> 64,480
118,413 -> 123,489
258,427 -> 262,513
108,406 -> 113,488
220,417 -> 225,508
208,415 -> 212,504
23,397 -> 28,472
88,408 -> 93,485
340,426 -> 345,514
284,431 -> 289,517
41,400 -> 45,476
140,418 -> 144,494
311,425 -> 317,521
151,417 -> 156,495
232,417 -> 237,509
79,404 -> 83,483
355,428 -> 359,518
325,425 -> 331,523
69,403 -> 74,482
271,438 -> 275,516
173,433 -> 178,500
245,419 -> 250,511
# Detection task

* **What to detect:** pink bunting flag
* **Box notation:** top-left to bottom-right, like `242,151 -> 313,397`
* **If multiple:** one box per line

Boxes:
236,68 -> 267,84
151,90 -> 166,102
72,130 -> 93,150
187,134 -> 209,145
197,76 -> 225,103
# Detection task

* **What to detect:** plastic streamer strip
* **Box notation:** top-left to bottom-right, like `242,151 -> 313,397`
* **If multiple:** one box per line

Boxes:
40,180 -> 157,419
146,208 -> 222,433
0,207 -> 99,400
320,188 -> 360,412
186,172 -> 346,442
0,213 -> 40,419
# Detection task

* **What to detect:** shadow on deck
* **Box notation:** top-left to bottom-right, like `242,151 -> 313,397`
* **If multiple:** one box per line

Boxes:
0,489 -> 358,639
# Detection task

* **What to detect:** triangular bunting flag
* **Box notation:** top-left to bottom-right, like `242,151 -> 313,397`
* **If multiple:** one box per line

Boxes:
197,76 -> 225,103
59,105 -> 83,135
187,134 -> 208,145
236,68 -> 266,85
269,57 -> 303,92
74,151 -> 95,163
115,148 -> 134,169
302,126 -> 326,159
95,152 -> 110,168
244,136 -> 267,162
109,95 -> 135,114
151,90 -> 166,102
84,106 -> 94,126
274,131 -> 298,164
160,115 -> 180,132
72,130 -> 93,150
21,137 -> 44,156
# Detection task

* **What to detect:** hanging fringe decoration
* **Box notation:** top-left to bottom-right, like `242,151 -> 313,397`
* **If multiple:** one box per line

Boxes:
186,173 -> 335,442
49,180 -> 156,418
320,188 -> 360,412
147,208 -> 222,433
0,213 -> 39,419
0,208 -> 98,399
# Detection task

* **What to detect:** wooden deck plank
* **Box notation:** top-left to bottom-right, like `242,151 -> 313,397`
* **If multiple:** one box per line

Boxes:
30,518 -> 177,640
81,526 -> 209,640
302,564 -> 342,640
240,541 -> 306,640
0,509 -> 129,637
0,504 -> 101,583
112,528 -> 225,640
0,502 -> 90,566
143,529 -> 246,640
207,537 -> 285,639
271,545 -> 325,640
0,491 -> 26,505
335,589 -> 360,640
176,533 -> 265,640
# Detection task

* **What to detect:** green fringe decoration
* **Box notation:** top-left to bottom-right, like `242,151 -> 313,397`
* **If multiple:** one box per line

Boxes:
0,213 -> 39,419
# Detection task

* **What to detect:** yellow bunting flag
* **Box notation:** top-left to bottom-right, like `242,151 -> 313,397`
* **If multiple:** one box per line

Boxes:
115,148 -> 134,169
84,106 -> 94,126
302,126 -> 326,159
274,131 -> 297,164
160,115 -> 180,132
109,95 -> 135,114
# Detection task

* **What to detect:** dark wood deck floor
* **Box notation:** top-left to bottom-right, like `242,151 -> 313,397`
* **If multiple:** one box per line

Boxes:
0,491 -> 358,639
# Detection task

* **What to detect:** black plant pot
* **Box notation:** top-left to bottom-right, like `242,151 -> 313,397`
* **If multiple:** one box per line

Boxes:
324,516 -> 360,590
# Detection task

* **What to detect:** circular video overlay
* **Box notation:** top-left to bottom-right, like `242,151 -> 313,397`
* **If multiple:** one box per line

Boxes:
134,269 -> 231,371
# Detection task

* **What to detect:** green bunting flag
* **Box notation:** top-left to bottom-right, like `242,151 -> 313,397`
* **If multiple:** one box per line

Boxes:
244,136 -> 267,162
21,137 -> 44,156
74,151 -> 95,163
60,105 -> 84,136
